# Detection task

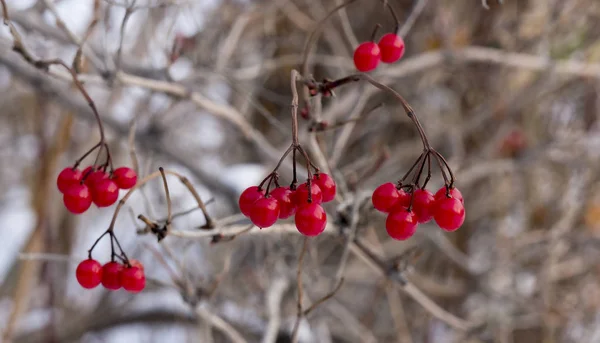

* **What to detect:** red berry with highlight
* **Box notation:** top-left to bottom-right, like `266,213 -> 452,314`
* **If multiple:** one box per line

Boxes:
294,182 -> 323,205
249,197 -> 280,228
101,262 -> 124,290
434,186 -> 464,204
57,167 -> 82,193
412,189 -> 435,223
270,187 -> 296,219
353,41 -> 381,72
75,259 -> 102,289
84,170 -> 108,188
386,209 -> 418,240
313,173 -> 336,202
378,33 -> 405,63
372,183 -> 399,212
129,259 -> 144,272
120,266 -> 145,293
92,179 -> 119,207
295,203 -> 327,236
239,186 -> 265,217
434,197 -> 465,232
112,167 -> 137,189
63,184 -> 92,214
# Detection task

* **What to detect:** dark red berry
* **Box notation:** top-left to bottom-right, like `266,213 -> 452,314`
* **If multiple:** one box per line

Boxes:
112,167 -> 137,189
294,182 -> 323,205
372,183 -> 399,212
85,170 -> 108,188
270,187 -> 296,219
249,197 -> 280,228
75,259 -> 102,289
57,167 -> 82,193
434,197 -> 465,232
63,184 -> 92,214
386,209 -> 418,240
295,203 -> 327,236
239,186 -> 265,217
92,179 -> 119,207
313,173 -> 336,202
353,42 -> 381,72
120,266 -> 145,293
378,33 -> 405,63
101,262 -> 124,290
434,186 -> 464,204
412,189 -> 435,223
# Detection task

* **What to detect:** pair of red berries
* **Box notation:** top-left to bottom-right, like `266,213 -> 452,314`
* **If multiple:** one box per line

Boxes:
372,184 -> 465,240
75,258 -> 145,293
57,166 -> 137,214
238,173 -> 336,236
353,33 -> 405,72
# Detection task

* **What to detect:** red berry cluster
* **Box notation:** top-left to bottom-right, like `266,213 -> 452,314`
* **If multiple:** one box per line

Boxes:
75,258 -> 145,293
239,173 -> 336,237
57,166 -> 137,214
353,33 -> 405,72
372,184 -> 465,240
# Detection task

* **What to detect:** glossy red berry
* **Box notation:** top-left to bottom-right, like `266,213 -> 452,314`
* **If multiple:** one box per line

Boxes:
353,42 -> 381,72
434,197 -> 465,232
434,186 -> 464,204
129,259 -> 144,272
372,183 -> 399,212
112,167 -> 137,189
92,179 -> 119,207
75,259 -> 102,289
378,33 -> 405,63
120,266 -> 145,293
249,197 -> 280,228
412,189 -> 435,223
239,186 -> 265,217
313,173 -> 336,202
85,170 -> 108,188
270,187 -> 296,219
386,209 -> 418,240
63,184 -> 92,214
57,167 -> 82,193
295,203 -> 327,236
101,262 -> 124,290
294,182 -> 323,205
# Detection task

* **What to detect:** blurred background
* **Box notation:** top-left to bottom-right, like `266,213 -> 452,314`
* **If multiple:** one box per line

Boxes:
1,0 -> 600,342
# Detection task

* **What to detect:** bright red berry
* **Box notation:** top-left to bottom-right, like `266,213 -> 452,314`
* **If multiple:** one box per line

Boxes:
129,259 -> 144,272
239,186 -> 265,217
378,33 -> 405,63
92,179 -> 119,207
57,167 -> 82,193
101,262 -> 124,290
249,197 -> 280,228
112,167 -> 137,189
434,197 -> 465,232
120,266 -> 145,293
63,184 -> 92,214
270,187 -> 296,219
294,182 -> 323,205
75,259 -> 102,289
372,183 -> 400,212
353,42 -> 381,72
295,203 -> 327,236
386,209 -> 418,240
85,170 -> 108,188
313,173 -> 336,202
434,186 -> 464,204
412,189 -> 435,223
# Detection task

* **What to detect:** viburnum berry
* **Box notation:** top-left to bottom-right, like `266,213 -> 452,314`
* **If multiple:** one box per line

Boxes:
57,167 -> 82,193
372,183 -> 400,212
63,184 -> 92,214
249,197 -> 280,228
378,33 -> 405,63
129,259 -> 144,272
101,261 -> 124,290
434,186 -> 464,204
312,173 -> 336,202
120,266 -> 145,293
353,41 -> 381,72
295,203 -> 327,236
239,186 -> 265,217
75,259 -> 102,289
92,179 -> 119,207
85,170 -> 108,188
294,182 -> 323,205
412,189 -> 435,223
270,187 -> 296,219
434,197 -> 465,232
112,167 -> 137,189
386,209 -> 418,240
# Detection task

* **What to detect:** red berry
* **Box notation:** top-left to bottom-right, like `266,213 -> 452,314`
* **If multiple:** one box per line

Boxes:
112,167 -> 137,189
101,262 -> 124,290
270,187 -> 296,219
295,203 -> 327,236
294,182 -> 323,205
434,197 -> 465,232
120,266 -> 145,293
313,173 -> 336,202
57,167 -> 82,193
249,197 -> 280,228
129,259 -> 144,272
85,170 -> 108,188
386,209 -> 418,240
372,183 -> 399,212
239,186 -> 265,217
92,179 -> 119,207
353,42 -> 381,72
434,186 -> 464,204
412,189 -> 435,223
75,259 -> 102,289
378,33 -> 405,63
63,184 -> 92,214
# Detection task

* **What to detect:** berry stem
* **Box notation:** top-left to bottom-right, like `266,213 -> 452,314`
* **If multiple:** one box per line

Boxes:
369,23 -> 382,42
73,142 -> 102,168
159,167 -> 173,229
